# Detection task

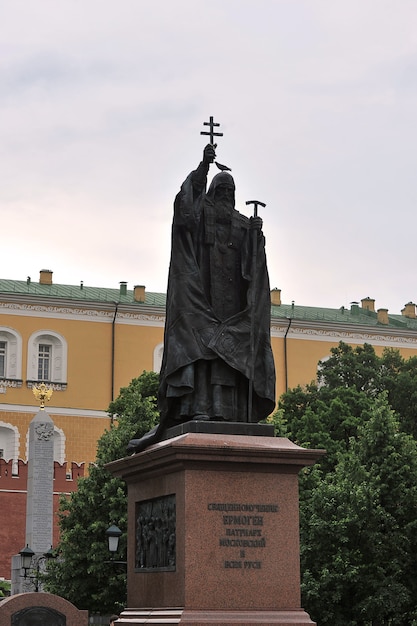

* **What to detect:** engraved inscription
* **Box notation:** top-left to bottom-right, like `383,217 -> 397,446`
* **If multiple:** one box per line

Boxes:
208,502 -> 279,570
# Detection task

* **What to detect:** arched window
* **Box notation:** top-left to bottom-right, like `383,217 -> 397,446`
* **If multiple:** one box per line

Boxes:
317,355 -> 331,388
153,343 -> 164,373
27,330 -> 68,389
0,327 -> 23,386
0,422 -> 19,474
53,426 -> 66,464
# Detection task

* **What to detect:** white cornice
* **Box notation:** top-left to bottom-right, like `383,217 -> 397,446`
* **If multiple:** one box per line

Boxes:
271,319 -> 417,349
0,404 -> 108,418
116,311 -> 165,327
0,300 -> 165,326
0,300 -> 112,322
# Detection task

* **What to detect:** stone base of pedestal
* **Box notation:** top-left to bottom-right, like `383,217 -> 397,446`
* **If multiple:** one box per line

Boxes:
116,607 -> 315,625
107,431 -> 324,626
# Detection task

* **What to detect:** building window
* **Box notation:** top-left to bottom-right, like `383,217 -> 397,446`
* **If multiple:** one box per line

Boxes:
0,422 -> 20,473
38,344 -> 51,381
0,328 -> 23,384
317,355 -> 331,388
153,343 -> 164,373
53,426 -> 66,464
0,341 -> 6,378
27,331 -> 68,388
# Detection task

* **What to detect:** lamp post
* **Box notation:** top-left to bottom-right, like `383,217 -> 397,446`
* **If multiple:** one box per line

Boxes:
19,544 -> 55,591
19,545 -> 35,579
105,525 -> 127,568
106,524 -> 122,554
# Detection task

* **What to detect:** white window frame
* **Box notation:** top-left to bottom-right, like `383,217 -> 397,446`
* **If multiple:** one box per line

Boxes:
27,330 -> 68,383
0,341 -> 6,378
0,421 -> 20,474
0,327 -> 22,380
37,343 -> 51,380
153,342 -> 164,373
53,425 -> 66,464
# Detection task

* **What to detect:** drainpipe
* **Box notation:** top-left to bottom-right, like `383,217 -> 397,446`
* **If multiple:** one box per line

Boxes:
111,302 -> 119,410
284,317 -> 292,392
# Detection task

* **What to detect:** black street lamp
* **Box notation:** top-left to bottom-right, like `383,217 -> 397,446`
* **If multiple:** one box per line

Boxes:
19,544 -> 55,591
19,545 -> 35,578
105,525 -> 127,568
106,524 -> 122,554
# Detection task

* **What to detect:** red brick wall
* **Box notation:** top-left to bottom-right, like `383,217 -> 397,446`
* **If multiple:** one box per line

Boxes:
0,459 -> 85,579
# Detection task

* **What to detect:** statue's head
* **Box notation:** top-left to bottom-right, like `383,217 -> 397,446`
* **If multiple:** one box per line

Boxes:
207,172 -> 235,206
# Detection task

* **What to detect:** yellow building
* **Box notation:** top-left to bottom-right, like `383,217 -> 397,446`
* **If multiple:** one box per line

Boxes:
1,269 -> 417,468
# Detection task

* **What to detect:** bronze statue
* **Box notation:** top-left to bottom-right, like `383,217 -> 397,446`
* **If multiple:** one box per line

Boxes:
128,123 -> 275,453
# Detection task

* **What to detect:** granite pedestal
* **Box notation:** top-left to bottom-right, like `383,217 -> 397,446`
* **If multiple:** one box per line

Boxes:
107,426 -> 324,626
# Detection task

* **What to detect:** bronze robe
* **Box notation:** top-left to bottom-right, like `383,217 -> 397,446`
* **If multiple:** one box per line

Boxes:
158,165 -> 276,427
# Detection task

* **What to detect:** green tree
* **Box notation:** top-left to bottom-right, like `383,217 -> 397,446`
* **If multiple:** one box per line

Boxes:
317,342 -> 417,439
278,380 -> 375,473
379,349 -> 417,439
45,371 -> 159,614
317,342 -> 382,394
301,396 -> 417,626
276,342 -> 417,625
0,579 -> 10,598
277,342 -> 417,470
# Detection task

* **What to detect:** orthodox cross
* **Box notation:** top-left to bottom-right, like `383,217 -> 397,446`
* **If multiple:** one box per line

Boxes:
200,116 -> 223,145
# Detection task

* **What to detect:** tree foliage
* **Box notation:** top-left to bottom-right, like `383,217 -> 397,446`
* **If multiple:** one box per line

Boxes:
44,371 -> 159,615
278,343 -> 417,469
319,343 -> 417,440
277,342 -> 417,625
301,396 -> 417,626
278,379 -> 375,473
0,579 -> 10,598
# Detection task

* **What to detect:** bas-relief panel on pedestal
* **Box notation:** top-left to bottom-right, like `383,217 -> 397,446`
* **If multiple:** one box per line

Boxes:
135,494 -> 176,571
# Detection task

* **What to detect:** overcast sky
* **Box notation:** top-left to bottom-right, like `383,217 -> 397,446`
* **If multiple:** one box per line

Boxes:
1,1 -> 416,314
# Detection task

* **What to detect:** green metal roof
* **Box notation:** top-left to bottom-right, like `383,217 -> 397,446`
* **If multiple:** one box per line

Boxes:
0,278 -> 416,331
0,278 -> 166,307
271,302 -> 417,331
